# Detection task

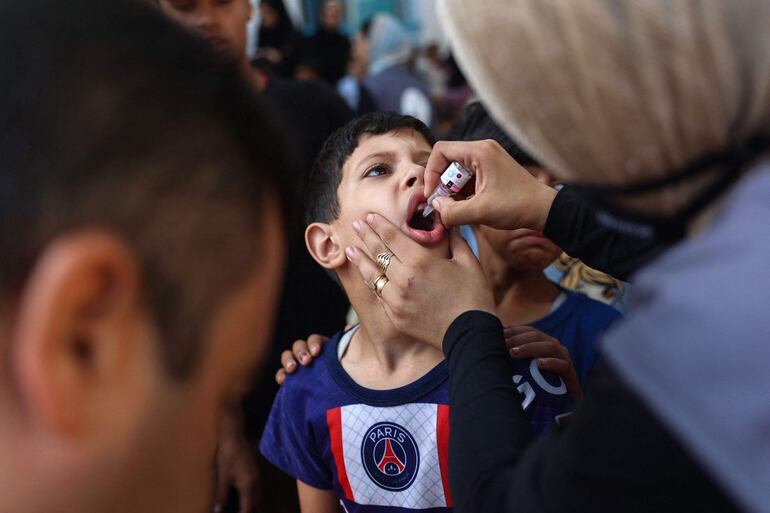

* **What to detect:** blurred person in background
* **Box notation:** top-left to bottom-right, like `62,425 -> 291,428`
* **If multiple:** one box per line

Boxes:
415,42 -> 449,102
296,0 -> 351,86
337,27 -> 378,116
0,1 -> 293,513
256,0 -> 301,78
158,1 -> 353,512
357,13 -> 434,129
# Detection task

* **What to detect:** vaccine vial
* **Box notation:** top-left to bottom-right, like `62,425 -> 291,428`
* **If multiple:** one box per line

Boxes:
422,161 -> 474,217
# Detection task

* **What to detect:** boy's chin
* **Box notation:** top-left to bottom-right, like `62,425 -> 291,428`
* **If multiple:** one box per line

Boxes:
422,236 -> 452,259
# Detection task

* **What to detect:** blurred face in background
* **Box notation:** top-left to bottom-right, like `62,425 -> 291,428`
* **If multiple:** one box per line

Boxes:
477,224 -> 562,272
352,31 -> 369,69
258,2 -> 279,28
159,0 -> 252,59
321,0 -> 343,32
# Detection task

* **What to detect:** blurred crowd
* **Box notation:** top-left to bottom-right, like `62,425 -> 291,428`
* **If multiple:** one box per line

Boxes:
254,0 -> 471,136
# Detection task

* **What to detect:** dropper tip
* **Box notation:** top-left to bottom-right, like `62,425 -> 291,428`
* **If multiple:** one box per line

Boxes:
422,206 -> 434,218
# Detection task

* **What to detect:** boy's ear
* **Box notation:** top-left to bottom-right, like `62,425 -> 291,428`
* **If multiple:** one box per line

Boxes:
306,222 -> 347,270
10,232 -> 147,436
528,166 -> 559,187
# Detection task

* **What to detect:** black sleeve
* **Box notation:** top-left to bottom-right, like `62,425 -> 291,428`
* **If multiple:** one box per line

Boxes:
443,311 -> 739,513
543,186 -> 664,281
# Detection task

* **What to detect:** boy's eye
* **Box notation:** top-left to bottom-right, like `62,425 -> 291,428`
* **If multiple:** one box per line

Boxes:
363,164 -> 390,178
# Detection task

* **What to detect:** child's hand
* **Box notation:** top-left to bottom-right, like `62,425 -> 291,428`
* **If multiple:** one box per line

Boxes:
504,326 -> 583,400
275,334 -> 329,385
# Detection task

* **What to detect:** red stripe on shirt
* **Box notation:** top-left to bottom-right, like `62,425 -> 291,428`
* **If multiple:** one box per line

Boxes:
437,404 -> 453,507
326,407 -> 355,501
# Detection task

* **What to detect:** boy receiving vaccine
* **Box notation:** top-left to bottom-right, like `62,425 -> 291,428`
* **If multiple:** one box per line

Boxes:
260,113 -> 583,512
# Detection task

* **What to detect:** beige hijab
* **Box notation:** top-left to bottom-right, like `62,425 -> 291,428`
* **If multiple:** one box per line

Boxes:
439,0 -> 770,211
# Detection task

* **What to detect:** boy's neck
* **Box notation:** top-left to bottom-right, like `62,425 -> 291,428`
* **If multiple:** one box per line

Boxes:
341,280 -> 444,390
476,231 -> 561,326
494,273 -> 561,326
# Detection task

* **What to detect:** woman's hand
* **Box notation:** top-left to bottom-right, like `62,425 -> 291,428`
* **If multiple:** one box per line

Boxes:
505,325 -> 583,400
346,214 -> 496,348
424,139 -> 558,231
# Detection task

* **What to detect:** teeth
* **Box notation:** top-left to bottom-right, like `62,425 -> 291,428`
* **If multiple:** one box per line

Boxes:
417,203 -> 427,211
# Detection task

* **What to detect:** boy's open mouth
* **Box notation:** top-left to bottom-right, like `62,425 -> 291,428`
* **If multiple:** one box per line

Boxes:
408,203 -> 436,231
405,193 -> 446,246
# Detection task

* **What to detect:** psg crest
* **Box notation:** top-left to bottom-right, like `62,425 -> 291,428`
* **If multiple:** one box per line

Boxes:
361,422 -> 420,491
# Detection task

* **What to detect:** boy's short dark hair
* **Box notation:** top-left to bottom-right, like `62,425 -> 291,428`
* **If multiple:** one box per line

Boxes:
0,0 -> 295,378
306,112 -> 435,226
447,102 -> 539,167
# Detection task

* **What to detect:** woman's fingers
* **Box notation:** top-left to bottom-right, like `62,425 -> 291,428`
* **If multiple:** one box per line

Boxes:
346,213 -> 495,347
345,245 -> 397,303
423,141 -> 455,194
423,140 -> 486,195
359,213 -> 426,264
352,216 -> 401,263
426,139 -> 558,231
432,196 -> 478,229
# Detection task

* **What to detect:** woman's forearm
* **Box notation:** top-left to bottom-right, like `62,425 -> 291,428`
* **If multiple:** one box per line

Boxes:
442,311 -> 533,513
543,187 -> 663,281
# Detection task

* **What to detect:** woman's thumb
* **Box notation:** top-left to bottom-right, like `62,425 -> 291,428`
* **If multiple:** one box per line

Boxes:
433,195 -> 473,227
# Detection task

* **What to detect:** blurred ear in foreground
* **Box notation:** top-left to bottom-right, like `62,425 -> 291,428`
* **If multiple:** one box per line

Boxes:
0,0 -> 294,512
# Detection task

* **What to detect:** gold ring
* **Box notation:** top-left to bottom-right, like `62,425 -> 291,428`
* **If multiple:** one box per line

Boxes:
373,274 -> 389,299
376,251 -> 394,274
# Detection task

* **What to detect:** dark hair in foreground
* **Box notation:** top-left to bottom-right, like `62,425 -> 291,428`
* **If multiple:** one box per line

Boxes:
306,112 -> 435,226
448,101 -> 539,167
0,0 -> 295,378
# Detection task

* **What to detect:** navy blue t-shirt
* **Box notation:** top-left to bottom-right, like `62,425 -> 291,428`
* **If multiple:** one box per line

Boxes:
530,289 -> 622,384
259,294 -> 619,512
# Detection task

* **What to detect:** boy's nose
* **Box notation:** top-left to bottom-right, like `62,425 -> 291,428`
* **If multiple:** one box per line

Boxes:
402,166 -> 424,190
